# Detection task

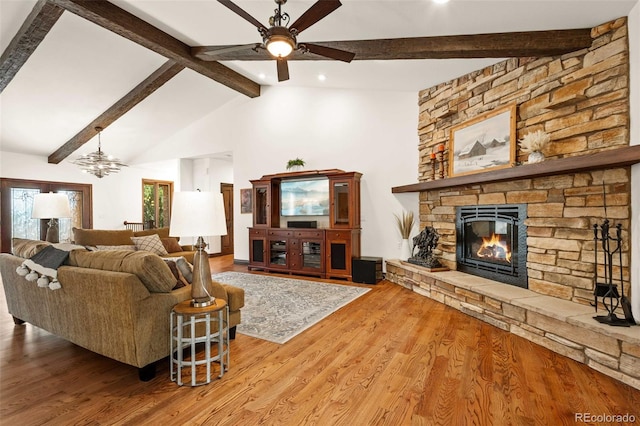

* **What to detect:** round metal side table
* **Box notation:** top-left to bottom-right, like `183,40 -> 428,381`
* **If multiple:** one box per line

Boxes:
170,299 -> 229,386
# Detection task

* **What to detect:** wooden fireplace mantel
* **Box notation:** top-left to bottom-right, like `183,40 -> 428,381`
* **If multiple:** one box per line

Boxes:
392,145 -> 640,193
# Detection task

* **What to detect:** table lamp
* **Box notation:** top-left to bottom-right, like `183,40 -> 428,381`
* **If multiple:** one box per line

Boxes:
31,192 -> 72,243
170,191 -> 227,307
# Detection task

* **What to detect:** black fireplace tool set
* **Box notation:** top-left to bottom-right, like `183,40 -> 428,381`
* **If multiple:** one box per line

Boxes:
592,184 -> 635,326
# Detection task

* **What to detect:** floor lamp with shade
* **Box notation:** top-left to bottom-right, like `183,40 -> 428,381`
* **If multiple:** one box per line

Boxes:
169,191 -> 227,307
32,192 -> 71,243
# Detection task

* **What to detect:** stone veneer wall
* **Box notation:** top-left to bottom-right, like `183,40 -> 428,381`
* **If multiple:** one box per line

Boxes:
415,18 -> 631,307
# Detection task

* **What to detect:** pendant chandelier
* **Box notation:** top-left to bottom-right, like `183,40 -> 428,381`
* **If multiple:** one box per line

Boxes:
72,127 -> 127,178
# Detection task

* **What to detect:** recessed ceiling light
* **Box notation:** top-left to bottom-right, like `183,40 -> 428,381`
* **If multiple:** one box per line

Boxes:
258,73 -> 267,80
318,74 -> 327,81
433,0 -> 449,4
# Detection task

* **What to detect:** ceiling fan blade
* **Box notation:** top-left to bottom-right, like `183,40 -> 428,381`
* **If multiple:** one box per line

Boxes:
218,0 -> 267,32
276,58 -> 290,82
303,43 -> 354,63
192,44 -> 263,61
289,0 -> 341,35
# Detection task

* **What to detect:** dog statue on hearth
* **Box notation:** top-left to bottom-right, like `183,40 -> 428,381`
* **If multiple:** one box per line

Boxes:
408,226 -> 442,269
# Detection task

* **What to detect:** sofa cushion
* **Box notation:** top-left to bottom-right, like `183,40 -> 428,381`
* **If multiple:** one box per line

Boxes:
131,234 -> 169,256
161,237 -> 183,253
67,250 -> 176,293
94,245 -> 137,251
11,238 -> 52,259
133,227 -> 170,238
72,228 -> 134,246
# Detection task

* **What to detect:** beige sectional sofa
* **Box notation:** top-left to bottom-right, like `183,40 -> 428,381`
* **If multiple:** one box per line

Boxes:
0,238 -> 244,381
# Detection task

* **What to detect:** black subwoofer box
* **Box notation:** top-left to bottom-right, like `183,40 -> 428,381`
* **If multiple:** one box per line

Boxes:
352,256 -> 383,284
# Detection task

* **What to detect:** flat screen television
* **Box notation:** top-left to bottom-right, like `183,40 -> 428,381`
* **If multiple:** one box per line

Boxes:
281,178 -> 330,216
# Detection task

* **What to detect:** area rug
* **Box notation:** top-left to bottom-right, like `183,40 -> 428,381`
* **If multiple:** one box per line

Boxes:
212,272 -> 370,344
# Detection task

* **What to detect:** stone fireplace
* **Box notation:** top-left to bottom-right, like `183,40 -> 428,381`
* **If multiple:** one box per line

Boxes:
386,18 -> 640,390
411,169 -> 631,306
398,17 -> 635,307
456,204 -> 527,288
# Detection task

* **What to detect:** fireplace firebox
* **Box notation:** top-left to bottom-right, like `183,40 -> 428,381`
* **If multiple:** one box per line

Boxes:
456,204 -> 528,288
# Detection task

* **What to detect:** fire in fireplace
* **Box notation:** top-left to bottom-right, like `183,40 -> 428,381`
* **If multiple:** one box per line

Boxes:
456,204 -> 528,288
476,232 -> 512,263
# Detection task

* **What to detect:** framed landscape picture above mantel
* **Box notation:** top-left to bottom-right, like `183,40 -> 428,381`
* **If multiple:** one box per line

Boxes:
449,104 -> 516,178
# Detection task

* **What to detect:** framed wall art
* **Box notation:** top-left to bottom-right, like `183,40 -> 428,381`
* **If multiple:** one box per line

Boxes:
449,104 -> 516,178
240,188 -> 252,214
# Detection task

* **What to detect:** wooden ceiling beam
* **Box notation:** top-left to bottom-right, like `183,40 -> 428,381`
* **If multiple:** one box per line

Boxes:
48,60 -> 185,164
0,0 -> 64,93
49,0 -> 260,98
193,28 -> 593,61
317,30 -> 594,60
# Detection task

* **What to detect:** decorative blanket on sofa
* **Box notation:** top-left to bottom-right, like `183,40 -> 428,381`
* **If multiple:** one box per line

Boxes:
16,245 -> 73,290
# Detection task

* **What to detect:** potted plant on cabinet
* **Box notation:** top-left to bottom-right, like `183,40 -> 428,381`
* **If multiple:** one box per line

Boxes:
286,158 -> 305,171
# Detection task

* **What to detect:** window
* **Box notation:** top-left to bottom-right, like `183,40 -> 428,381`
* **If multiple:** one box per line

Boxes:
1,179 -> 92,253
142,179 -> 173,228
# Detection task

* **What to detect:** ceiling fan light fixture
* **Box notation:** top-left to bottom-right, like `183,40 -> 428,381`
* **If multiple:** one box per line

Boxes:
266,38 -> 294,57
265,27 -> 296,58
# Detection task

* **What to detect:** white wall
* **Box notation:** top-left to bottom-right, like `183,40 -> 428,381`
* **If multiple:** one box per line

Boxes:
149,86 -> 420,264
0,151 -> 179,229
629,0 -> 639,322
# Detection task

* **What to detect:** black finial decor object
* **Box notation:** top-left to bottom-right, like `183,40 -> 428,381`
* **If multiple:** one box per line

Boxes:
592,183 -> 635,327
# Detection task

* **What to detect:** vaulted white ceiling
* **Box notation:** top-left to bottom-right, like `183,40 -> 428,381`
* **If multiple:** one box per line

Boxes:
1,0 -> 637,164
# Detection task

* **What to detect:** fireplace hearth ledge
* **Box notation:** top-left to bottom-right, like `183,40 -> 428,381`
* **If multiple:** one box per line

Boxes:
386,259 -> 640,390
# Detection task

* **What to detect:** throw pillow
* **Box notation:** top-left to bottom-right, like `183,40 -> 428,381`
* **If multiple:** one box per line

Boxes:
130,234 -> 169,256
161,237 -> 183,253
163,256 -> 193,283
163,259 -> 187,290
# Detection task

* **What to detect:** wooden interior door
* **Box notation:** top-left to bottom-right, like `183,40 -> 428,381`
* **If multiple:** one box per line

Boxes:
220,183 -> 233,255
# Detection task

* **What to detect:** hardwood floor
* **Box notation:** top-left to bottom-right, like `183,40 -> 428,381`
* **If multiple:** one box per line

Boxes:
1,255 -> 638,425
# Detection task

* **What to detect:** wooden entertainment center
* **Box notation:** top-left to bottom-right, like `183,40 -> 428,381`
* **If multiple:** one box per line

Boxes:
248,169 -> 361,280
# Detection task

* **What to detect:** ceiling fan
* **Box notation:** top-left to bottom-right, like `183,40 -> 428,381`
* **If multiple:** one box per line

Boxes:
202,0 -> 354,82
193,0 -> 593,82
